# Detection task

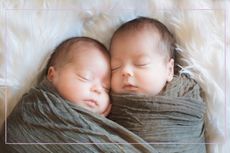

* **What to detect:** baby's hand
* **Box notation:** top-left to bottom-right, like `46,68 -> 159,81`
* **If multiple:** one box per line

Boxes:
101,103 -> 112,117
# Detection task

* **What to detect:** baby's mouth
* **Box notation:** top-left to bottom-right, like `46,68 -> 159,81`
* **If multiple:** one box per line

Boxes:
84,99 -> 98,108
122,84 -> 138,91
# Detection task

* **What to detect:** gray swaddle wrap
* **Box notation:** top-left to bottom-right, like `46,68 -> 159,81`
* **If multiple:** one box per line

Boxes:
108,74 -> 206,153
0,79 -> 158,153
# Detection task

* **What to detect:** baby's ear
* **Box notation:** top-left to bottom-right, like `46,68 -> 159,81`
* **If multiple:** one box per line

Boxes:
47,66 -> 56,81
167,58 -> 174,82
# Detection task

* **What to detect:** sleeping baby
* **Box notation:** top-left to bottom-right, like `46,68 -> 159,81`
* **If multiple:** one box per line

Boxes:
45,36 -> 111,116
108,17 -> 206,153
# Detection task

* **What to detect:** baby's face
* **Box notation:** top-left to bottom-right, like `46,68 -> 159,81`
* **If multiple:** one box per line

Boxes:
48,44 -> 110,115
110,31 -> 174,95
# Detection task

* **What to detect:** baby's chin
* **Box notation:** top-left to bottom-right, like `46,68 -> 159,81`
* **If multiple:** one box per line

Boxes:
111,90 -> 142,95
76,103 -> 100,114
111,89 -> 161,96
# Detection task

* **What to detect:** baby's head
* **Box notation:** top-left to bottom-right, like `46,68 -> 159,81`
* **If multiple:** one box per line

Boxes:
110,17 -> 176,96
46,37 -> 111,116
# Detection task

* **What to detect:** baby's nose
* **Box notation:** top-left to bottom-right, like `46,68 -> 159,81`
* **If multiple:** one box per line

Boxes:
91,83 -> 103,94
122,65 -> 133,77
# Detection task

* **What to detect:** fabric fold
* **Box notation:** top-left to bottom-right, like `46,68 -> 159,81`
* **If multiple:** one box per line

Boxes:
1,79 -> 158,153
108,74 -> 206,153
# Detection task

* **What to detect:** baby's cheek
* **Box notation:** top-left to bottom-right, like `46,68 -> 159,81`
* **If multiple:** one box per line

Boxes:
136,73 -> 156,93
111,77 -> 120,92
99,94 -> 110,112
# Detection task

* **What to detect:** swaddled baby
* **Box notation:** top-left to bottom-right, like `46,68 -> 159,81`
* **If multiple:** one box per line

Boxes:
46,37 -> 111,116
108,17 -> 206,153
0,36 -> 159,153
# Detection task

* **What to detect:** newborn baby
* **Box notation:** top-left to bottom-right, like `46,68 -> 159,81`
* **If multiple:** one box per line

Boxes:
108,17 -> 206,153
46,37 -> 111,116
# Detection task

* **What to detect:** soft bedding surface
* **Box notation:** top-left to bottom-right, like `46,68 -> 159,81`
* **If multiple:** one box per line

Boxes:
0,0 -> 229,153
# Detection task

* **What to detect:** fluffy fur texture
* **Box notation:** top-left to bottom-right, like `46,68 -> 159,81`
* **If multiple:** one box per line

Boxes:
0,0 -> 229,153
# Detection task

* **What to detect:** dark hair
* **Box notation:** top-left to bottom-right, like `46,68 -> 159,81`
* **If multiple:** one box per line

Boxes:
110,17 -> 176,60
46,36 -> 108,74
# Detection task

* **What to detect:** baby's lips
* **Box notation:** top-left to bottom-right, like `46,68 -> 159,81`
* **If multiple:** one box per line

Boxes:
122,84 -> 138,91
84,99 -> 98,107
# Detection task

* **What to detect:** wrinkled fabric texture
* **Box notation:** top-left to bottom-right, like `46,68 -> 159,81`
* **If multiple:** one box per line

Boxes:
0,79 -> 158,153
108,74 -> 206,153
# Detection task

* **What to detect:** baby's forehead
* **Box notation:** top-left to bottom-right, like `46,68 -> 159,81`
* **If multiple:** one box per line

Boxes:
112,28 -> 162,51
67,42 -> 109,64
110,19 -> 175,61
111,30 -> 168,60
68,41 -> 102,56
66,43 -> 110,77
112,28 -> 161,48
69,41 -> 94,52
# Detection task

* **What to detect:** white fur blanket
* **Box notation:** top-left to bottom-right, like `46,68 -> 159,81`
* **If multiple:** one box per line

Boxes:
0,0 -> 229,153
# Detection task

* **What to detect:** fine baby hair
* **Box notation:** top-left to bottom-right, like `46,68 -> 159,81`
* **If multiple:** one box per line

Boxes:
110,17 -> 177,62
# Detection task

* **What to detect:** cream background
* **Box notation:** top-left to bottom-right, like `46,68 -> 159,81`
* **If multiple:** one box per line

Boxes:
0,0 -> 229,152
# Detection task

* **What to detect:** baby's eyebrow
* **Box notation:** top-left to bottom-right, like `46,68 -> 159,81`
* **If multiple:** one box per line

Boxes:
134,54 -> 150,59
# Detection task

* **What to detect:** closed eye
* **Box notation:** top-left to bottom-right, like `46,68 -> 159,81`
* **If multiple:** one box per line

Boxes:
135,63 -> 150,67
111,66 -> 121,72
77,74 -> 91,82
